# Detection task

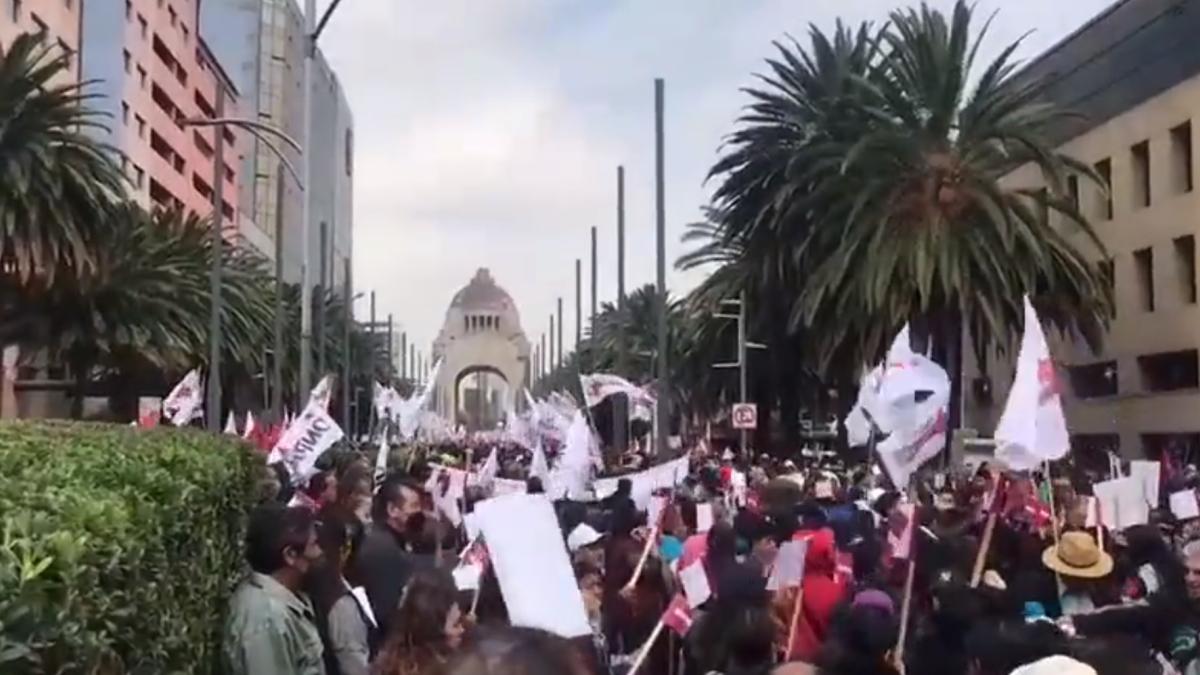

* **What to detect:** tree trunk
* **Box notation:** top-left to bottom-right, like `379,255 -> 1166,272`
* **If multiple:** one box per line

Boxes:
69,355 -> 89,420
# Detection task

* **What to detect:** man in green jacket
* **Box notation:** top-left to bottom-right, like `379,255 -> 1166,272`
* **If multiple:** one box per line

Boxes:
224,503 -> 327,675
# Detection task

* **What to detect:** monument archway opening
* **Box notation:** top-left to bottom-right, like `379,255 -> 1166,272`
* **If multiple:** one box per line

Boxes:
431,268 -> 530,427
454,366 -> 510,431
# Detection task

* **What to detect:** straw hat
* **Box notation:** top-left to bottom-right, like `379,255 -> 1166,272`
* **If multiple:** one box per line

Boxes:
1041,531 -> 1113,579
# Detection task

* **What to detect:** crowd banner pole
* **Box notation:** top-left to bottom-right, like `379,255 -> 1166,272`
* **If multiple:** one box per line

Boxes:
893,477 -> 918,671
626,616 -> 666,675
970,477 -> 1003,587
1044,461 -> 1064,591
470,581 -> 483,617
894,553 -> 916,670
622,525 -> 659,593
784,587 -> 805,659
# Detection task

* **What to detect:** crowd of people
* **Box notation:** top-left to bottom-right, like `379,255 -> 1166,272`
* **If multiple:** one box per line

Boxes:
222,442 -> 1200,675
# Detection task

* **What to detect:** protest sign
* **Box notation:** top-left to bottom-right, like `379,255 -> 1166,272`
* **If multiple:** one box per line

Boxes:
473,494 -> 591,638
592,456 -> 690,509
767,539 -> 809,592
1130,460 -> 1161,508
1171,490 -> 1200,521
679,561 -> 712,608
994,297 -> 1069,470
137,397 -> 161,428
163,369 -> 202,427
696,503 -> 714,533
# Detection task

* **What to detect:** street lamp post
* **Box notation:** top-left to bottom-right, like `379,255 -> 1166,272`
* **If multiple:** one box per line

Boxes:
300,0 -> 347,402
714,293 -> 767,454
180,90 -> 301,430
654,78 -> 668,457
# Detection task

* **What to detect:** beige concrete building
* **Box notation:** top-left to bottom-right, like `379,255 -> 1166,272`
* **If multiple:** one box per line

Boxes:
965,0 -> 1200,463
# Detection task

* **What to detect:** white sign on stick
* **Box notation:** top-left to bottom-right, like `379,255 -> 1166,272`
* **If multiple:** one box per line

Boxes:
767,538 -> 809,592
1171,490 -> 1200,521
473,494 -> 591,638
1130,460 -> 1161,508
679,561 -> 712,608
696,503 -> 714,533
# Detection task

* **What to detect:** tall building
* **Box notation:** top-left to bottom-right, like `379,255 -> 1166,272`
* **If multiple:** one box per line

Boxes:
965,0 -> 1200,463
200,0 -> 354,289
0,0 -> 81,81
80,0 -> 254,242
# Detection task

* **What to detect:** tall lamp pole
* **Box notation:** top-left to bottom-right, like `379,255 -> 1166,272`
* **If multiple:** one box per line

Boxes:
300,0 -> 347,400
653,78 -> 669,457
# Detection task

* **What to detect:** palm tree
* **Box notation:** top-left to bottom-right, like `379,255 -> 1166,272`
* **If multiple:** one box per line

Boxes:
9,204 -> 275,417
0,34 -> 124,285
708,2 -> 1113,442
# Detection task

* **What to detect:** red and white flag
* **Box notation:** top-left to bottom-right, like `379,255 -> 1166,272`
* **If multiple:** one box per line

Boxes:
163,369 -> 203,427
268,400 -> 344,484
994,296 -> 1069,471
308,374 -> 334,411
662,593 -> 695,636
579,372 -> 654,409
223,411 -> 238,435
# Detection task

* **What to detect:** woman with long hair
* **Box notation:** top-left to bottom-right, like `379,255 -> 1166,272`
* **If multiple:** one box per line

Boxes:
372,568 -> 466,675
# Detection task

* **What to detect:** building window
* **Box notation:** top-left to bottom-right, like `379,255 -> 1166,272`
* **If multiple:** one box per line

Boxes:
168,5 -> 176,26
137,65 -> 146,89
133,165 -> 145,189
181,24 -> 189,44
1068,361 -> 1118,399
1131,140 -> 1150,208
1175,235 -> 1197,305
1171,121 -> 1193,194
1067,175 -> 1080,211
121,102 -> 129,125
1099,257 -> 1116,316
1134,247 -> 1155,311
10,0 -> 21,21
123,49 -> 131,73
125,0 -> 131,20
1138,350 -> 1200,392
1094,158 -> 1113,219
135,115 -> 145,139
138,14 -> 148,40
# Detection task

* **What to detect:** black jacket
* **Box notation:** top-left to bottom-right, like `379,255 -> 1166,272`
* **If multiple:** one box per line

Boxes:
348,522 -> 412,647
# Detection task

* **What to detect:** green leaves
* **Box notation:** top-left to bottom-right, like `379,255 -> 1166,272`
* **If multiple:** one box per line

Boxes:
0,421 -> 260,673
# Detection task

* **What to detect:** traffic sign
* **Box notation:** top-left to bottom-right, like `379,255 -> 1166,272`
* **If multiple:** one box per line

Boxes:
731,403 -> 757,430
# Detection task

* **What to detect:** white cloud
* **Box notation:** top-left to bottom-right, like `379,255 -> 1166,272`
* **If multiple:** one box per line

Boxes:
319,0 -> 1115,358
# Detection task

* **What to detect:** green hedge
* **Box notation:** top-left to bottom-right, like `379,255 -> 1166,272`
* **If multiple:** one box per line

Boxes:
0,421 -> 260,674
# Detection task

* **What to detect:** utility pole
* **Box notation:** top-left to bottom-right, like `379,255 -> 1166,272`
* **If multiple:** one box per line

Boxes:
271,168 -> 285,420
400,331 -> 407,380
299,0 -> 317,401
714,292 -> 757,454
386,316 -> 394,379
409,345 -> 416,385
540,333 -> 546,383
590,226 -> 598,338
342,257 -> 352,436
368,291 -> 376,380
315,222 -> 328,377
205,85 -> 226,431
557,297 -> 564,370
549,314 -> 555,374
614,165 -> 627,455
654,78 -> 669,457
575,260 -> 582,350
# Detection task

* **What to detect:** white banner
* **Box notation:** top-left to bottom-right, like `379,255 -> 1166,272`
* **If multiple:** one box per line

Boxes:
163,369 -> 203,427
268,400 -> 345,484
592,455 -> 690,509
580,372 -> 654,409
994,296 -> 1070,471
308,374 -> 334,411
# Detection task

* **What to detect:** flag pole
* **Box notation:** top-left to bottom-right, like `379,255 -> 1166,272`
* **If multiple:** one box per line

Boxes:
626,616 -> 666,675
970,475 -> 1003,587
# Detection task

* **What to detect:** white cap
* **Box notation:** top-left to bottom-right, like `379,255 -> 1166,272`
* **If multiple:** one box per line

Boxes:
1009,656 -> 1096,675
567,523 -> 604,552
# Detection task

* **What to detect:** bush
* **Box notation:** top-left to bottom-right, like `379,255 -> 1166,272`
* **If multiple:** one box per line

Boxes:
0,421 -> 260,673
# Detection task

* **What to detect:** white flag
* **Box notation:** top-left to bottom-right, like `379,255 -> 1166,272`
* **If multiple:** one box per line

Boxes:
223,411 -> 238,435
844,365 -> 882,447
163,369 -> 203,427
308,374 -> 334,411
477,447 -> 500,485
994,296 -> 1069,471
870,326 -> 951,486
268,400 -> 345,484
243,411 -> 256,440
373,382 -> 388,419
580,372 -> 652,409
374,434 -> 389,485
530,442 -> 550,483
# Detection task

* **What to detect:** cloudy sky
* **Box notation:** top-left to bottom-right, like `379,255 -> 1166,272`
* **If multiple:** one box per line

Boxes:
319,0 -> 1114,360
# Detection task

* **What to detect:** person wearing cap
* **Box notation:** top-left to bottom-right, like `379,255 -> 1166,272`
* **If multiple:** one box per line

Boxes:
567,523 -> 606,570
1009,655 -> 1097,675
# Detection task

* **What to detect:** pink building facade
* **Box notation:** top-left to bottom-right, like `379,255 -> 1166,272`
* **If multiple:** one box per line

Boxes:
0,0 -> 81,81
83,0 -> 244,226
